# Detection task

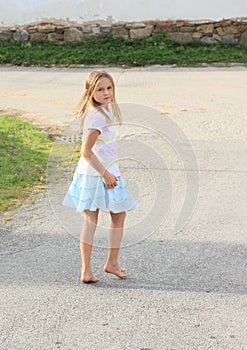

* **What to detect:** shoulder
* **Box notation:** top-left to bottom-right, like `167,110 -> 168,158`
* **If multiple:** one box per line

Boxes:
84,107 -> 107,133
86,107 -> 107,123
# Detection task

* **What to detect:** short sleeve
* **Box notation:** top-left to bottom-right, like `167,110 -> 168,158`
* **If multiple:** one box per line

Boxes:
84,110 -> 106,135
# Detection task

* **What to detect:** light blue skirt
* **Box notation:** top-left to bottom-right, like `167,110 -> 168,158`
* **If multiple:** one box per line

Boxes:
62,172 -> 138,213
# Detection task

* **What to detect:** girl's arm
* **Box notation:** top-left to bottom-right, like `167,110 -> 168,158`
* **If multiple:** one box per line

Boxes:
81,130 -> 118,189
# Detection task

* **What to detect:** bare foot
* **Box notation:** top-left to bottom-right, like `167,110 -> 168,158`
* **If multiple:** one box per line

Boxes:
104,263 -> 128,279
81,269 -> 99,284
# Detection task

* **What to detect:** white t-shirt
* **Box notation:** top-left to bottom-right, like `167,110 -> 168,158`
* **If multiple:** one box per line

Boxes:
76,106 -> 121,176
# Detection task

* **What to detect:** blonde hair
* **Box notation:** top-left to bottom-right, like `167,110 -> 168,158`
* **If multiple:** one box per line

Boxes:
74,70 -> 122,126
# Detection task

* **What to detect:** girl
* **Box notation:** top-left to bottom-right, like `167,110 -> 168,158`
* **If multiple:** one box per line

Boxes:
63,70 -> 137,283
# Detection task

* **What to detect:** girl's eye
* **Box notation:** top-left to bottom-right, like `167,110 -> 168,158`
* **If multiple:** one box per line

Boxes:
98,88 -> 102,91
107,86 -> 112,90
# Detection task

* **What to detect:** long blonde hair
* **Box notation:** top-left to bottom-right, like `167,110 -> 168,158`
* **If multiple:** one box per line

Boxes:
74,70 -> 122,127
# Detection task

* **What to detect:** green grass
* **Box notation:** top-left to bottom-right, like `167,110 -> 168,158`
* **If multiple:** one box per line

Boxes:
0,116 -> 53,214
0,34 -> 246,66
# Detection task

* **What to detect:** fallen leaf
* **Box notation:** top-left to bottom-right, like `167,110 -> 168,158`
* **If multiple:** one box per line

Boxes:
154,103 -> 173,108
2,216 -> 13,221
197,106 -> 205,111
36,185 -> 47,190
160,111 -> 169,115
180,108 -> 187,112
39,176 -> 44,182
162,104 -> 173,108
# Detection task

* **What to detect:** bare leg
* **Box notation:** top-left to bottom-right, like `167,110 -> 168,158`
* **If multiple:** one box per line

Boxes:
80,209 -> 99,283
104,212 -> 128,279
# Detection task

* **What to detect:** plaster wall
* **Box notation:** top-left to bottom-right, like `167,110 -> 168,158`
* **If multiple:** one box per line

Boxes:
0,0 -> 247,26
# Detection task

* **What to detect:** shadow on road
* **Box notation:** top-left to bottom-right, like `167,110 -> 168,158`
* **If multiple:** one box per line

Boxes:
1,228 -> 246,295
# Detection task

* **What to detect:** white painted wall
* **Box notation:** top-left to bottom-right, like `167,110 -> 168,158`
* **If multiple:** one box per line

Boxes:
0,0 -> 246,26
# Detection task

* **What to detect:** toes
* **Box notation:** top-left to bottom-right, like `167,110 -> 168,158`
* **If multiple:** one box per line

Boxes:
119,269 -> 128,278
81,273 -> 99,284
82,276 -> 99,284
104,267 -> 128,279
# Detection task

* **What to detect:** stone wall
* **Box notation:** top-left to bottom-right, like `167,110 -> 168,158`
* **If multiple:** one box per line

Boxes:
0,18 -> 247,48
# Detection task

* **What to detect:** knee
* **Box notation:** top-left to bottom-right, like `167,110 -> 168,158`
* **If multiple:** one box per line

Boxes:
110,212 -> 126,226
83,210 -> 99,226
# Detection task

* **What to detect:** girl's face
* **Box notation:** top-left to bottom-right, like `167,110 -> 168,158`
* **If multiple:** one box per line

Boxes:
93,77 -> 114,105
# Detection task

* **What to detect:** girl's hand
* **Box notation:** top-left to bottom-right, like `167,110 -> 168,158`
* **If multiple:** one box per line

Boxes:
102,170 -> 118,189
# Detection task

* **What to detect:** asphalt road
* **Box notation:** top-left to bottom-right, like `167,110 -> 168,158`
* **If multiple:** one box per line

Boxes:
0,66 -> 246,350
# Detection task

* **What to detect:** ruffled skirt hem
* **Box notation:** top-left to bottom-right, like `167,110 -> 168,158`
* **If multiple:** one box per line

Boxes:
62,172 -> 138,214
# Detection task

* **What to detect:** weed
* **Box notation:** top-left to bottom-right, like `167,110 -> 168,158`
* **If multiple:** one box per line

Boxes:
0,34 -> 246,66
0,116 -> 53,213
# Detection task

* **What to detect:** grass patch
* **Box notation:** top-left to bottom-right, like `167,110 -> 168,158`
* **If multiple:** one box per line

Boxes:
0,34 -> 246,66
0,116 -> 53,214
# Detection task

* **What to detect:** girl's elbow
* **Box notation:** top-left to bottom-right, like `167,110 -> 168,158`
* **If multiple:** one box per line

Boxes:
81,147 -> 91,160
